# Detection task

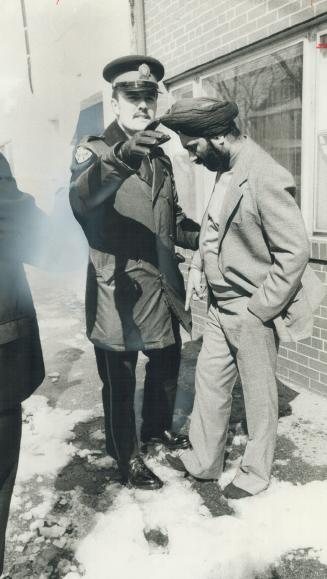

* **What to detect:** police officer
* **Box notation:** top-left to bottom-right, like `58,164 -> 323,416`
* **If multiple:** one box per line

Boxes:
69,55 -> 199,490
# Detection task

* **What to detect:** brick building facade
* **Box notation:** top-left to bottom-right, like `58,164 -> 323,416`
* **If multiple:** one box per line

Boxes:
139,0 -> 327,395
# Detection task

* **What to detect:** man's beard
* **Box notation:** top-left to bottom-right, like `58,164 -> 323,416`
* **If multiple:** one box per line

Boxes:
201,144 -> 230,172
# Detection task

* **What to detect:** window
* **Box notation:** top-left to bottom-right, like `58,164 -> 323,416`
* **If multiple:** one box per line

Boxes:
313,32 -> 327,233
171,84 -> 194,101
169,33 -> 327,239
202,43 -> 303,205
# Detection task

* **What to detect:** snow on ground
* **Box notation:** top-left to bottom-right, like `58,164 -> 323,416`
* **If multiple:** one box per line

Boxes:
17,395 -> 91,482
8,395 -> 93,565
278,388 -> 327,466
60,463 -> 327,579
61,391 -> 327,579
6,379 -> 327,578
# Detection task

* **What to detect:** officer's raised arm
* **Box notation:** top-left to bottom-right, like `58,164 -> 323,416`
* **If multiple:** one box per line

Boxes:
70,129 -> 170,216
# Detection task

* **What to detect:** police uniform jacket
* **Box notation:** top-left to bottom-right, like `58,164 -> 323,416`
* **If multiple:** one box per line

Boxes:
70,120 -> 199,351
0,164 -> 45,410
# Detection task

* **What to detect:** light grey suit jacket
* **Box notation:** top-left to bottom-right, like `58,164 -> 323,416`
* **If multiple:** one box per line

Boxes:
196,137 -> 326,342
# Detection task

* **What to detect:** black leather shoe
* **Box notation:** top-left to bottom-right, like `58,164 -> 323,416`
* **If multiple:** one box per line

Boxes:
223,482 -> 252,500
142,430 -> 190,450
120,456 -> 163,490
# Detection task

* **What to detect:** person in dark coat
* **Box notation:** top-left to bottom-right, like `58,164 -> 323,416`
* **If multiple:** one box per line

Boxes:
0,153 -> 45,574
70,55 -> 200,490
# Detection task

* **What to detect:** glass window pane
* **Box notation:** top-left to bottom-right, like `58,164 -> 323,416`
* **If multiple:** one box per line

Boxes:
314,33 -> 327,233
202,43 -> 303,205
171,84 -> 194,101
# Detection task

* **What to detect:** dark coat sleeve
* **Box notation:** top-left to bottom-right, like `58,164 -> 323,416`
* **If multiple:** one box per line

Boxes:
69,140 -> 135,219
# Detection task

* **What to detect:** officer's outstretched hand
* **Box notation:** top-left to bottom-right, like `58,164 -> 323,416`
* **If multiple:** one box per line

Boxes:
119,130 -> 170,170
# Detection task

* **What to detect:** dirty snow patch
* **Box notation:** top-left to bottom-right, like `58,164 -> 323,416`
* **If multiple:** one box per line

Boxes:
17,395 -> 91,482
278,389 -> 327,465
66,458 -> 327,579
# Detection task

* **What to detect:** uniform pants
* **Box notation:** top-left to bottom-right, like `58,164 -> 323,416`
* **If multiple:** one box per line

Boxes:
94,338 -> 181,468
182,298 -> 279,495
0,404 -> 22,574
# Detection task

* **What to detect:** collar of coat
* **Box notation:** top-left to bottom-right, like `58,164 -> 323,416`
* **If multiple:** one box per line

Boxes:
102,120 -> 128,146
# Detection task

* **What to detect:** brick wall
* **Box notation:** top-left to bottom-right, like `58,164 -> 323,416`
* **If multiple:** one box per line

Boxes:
277,262 -> 327,395
144,0 -> 327,80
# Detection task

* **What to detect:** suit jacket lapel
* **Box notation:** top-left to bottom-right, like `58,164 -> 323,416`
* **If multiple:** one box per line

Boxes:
217,138 -> 254,252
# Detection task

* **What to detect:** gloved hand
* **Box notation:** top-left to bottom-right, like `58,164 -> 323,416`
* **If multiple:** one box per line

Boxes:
118,130 -> 170,170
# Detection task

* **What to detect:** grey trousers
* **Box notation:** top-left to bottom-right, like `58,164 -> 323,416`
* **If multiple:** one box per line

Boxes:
182,298 -> 279,495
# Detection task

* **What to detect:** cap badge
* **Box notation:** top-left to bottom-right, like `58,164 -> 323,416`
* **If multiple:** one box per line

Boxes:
138,63 -> 151,80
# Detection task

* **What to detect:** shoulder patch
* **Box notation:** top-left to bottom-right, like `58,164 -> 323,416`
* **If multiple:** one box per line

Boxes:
75,146 -> 93,164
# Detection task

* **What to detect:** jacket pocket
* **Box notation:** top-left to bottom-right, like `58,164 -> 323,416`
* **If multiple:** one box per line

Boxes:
274,285 -> 313,343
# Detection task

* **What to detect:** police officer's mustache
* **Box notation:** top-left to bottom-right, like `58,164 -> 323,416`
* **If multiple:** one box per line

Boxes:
134,112 -> 151,119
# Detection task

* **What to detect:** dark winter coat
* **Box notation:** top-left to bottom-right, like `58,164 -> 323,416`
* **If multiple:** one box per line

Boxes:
0,154 -> 45,410
70,120 -> 199,351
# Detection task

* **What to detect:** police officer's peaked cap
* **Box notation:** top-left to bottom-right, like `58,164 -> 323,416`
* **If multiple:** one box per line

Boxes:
103,55 -> 164,91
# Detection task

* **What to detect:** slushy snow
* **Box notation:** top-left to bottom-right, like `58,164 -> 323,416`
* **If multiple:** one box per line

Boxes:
7,389 -> 327,579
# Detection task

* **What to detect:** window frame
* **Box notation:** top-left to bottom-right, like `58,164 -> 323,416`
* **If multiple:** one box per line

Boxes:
312,26 -> 327,236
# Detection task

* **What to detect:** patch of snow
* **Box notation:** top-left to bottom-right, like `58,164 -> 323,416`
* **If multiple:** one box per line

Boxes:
278,390 -> 327,465
91,456 -> 115,470
17,395 -> 91,482
232,435 -> 248,447
90,429 -> 105,441
70,457 -> 327,579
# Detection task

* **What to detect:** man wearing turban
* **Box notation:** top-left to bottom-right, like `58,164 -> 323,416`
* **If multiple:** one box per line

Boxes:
161,97 -> 326,498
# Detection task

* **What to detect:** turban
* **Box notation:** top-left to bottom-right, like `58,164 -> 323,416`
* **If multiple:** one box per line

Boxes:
160,97 -> 239,138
